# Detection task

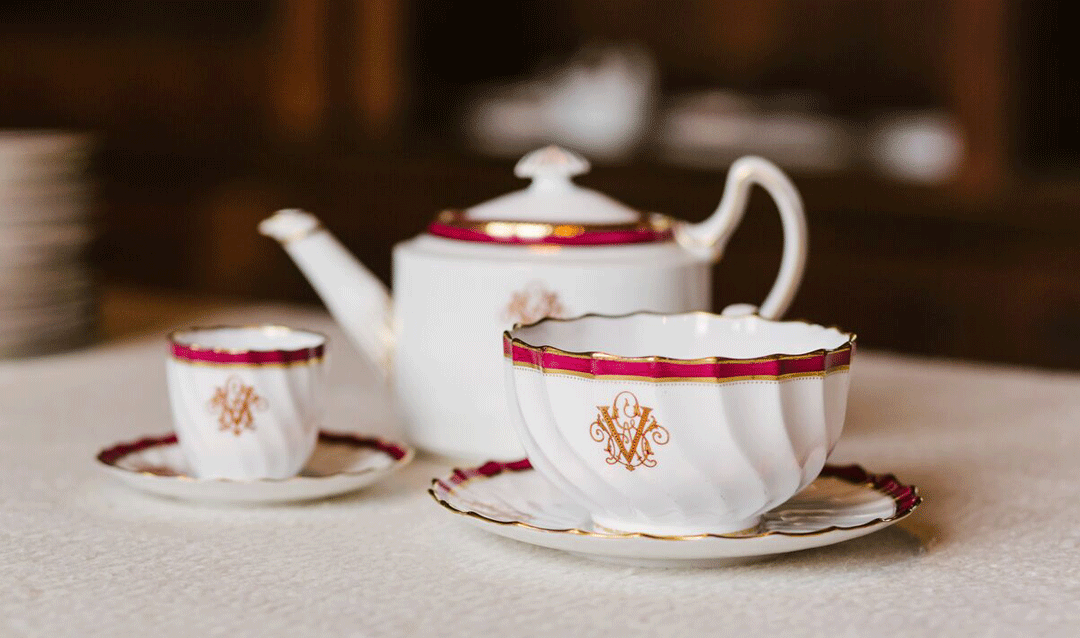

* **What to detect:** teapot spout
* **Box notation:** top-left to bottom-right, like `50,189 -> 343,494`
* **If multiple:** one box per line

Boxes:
259,209 -> 393,378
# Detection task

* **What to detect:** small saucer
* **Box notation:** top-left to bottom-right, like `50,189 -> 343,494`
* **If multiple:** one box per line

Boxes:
98,431 -> 413,504
430,461 -> 920,567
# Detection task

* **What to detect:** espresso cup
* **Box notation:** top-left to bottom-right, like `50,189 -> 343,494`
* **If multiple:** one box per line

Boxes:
504,311 -> 855,535
167,325 -> 327,479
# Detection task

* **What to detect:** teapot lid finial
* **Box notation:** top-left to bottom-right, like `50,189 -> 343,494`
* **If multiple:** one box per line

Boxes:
514,145 -> 590,185
431,146 -> 670,243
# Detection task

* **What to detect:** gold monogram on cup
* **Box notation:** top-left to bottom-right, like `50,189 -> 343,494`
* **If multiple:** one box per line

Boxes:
590,391 -> 669,471
208,375 -> 268,436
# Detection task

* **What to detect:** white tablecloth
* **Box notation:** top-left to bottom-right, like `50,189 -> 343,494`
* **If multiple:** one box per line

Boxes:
2,304 -> 1079,637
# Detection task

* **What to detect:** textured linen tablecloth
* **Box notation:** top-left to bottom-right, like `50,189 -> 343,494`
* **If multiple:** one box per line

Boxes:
2,302 -> 1079,637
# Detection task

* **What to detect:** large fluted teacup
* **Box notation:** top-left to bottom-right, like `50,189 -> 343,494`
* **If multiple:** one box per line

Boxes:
503,311 -> 855,536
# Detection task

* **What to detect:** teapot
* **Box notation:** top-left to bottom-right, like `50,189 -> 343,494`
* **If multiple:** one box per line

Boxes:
259,146 -> 807,460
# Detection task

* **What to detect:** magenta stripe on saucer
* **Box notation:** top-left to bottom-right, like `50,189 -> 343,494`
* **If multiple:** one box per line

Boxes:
98,430 -> 407,466
428,222 -> 672,246
434,459 -> 921,524
171,342 -> 324,365
504,338 -> 852,380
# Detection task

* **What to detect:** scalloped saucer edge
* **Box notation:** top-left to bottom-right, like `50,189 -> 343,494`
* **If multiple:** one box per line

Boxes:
97,430 -> 413,504
430,460 -> 920,567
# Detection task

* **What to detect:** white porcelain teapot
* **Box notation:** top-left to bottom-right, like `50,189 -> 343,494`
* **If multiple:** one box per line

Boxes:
259,146 -> 807,460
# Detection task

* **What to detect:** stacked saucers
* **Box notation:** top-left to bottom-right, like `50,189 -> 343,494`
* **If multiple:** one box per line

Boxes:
0,130 -> 97,359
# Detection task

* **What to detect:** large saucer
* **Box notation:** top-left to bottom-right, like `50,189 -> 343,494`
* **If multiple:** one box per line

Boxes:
430,460 -> 920,567
98,430 -> 413,504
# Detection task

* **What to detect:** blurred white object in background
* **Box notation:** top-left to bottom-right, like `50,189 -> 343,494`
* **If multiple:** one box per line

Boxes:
867,111 -> 964,184
464,44 -> 657,162
657,90 -> 858,173
0,130 -> 97,359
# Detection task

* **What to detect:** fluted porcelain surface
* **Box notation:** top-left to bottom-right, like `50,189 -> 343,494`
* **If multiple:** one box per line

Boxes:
167,326 -> 327,480
429,460 -> 920,567
504,312 -> 854,535
96,431 -> 412,503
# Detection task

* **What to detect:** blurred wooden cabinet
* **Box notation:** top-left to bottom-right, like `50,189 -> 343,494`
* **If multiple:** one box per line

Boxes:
2,0 -> 1070,193
2,1 -> 1078,367
0,0 -> 406,148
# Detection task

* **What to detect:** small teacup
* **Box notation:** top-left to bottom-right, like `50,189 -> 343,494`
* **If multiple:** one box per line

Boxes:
503,311 -> 855,535
167,325 -> 327,480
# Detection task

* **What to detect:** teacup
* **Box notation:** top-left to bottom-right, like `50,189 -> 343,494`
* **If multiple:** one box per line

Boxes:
167,325 -> 327,480
503,311 -> 855,535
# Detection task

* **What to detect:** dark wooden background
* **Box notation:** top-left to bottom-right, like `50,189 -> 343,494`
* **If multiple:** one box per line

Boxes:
2,0 -> 1077,368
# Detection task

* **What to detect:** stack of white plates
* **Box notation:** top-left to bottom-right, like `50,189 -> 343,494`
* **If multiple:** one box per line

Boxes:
0,131 -> 97,358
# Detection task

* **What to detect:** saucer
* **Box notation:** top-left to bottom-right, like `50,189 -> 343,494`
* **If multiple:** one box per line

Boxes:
430,461 -> 920,567
98,431 -> 413,504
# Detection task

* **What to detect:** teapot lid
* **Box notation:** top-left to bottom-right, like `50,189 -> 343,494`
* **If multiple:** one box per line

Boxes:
428,146 -> 673,246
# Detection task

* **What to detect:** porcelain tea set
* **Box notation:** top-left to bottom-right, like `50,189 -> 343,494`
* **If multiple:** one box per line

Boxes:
96,146 -> 919,566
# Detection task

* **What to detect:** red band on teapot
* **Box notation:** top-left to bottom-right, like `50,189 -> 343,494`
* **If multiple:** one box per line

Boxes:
427,211 -> 675,246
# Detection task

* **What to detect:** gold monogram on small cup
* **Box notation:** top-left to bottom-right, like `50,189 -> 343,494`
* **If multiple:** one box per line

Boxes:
590,391 -> 669,471
208,375 -> 267,436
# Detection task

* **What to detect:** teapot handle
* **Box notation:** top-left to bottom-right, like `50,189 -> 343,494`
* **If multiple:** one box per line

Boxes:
674,156 -> 807,320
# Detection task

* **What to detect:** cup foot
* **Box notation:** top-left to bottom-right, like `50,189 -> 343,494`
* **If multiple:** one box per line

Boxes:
590,514 -> 762,537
